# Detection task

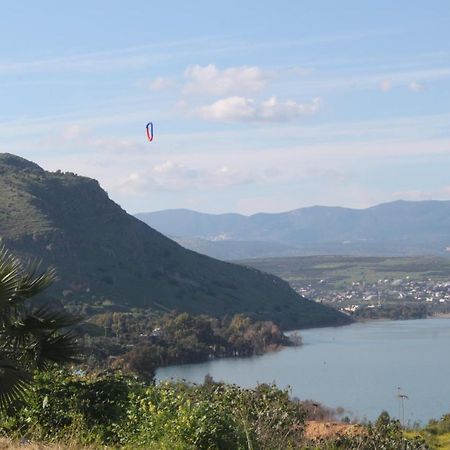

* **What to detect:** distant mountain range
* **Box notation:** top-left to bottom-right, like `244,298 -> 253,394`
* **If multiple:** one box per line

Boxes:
135,201 -> 450,260
0,153 -> 349,329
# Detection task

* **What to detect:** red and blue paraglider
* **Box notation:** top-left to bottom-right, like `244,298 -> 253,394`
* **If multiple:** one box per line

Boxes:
146,122 -> 154,142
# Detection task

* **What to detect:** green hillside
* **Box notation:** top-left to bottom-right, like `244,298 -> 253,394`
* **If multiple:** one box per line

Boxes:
0,153 -> 350,329
237,255 -> 450,290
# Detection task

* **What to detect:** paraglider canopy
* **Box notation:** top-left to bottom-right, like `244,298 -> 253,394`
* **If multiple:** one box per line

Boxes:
146,122 -> 154,142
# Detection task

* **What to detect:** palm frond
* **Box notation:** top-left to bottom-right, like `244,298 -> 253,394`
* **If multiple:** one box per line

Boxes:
31,332 -> 80,371
16,261 -> 57,300
0,246 -> 81,410
0,246 -> 24,312
3,306 -> 81,353
4,311 -> 81,370
0,358 -> 31,411
0,247 -> 56,315
31,305 -> 82,329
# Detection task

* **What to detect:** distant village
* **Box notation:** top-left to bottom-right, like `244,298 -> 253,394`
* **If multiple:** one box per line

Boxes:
294,277 -> 450,317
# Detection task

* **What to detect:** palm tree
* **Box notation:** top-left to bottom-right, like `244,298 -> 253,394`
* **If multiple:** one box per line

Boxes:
0,246 -> 80,410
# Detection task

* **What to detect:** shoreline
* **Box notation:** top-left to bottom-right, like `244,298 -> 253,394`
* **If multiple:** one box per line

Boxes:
157,315 -> 450,372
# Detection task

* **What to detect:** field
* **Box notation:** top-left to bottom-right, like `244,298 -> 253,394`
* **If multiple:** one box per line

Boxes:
238,255 -> 450,291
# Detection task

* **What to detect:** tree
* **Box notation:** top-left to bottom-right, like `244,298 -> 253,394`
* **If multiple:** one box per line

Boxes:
0,246 -> 79,410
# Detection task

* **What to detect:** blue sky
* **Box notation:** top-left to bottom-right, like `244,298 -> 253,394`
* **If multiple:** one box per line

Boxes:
1,1 -> 450,214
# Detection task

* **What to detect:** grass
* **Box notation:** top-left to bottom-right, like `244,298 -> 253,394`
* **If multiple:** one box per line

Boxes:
0,438 -> 189,450
405,430 -> 450,450
0,438 -> 96,449
239,255 -> 450,291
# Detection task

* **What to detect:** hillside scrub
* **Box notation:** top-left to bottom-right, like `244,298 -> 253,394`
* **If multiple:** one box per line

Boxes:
82,311 -> 300,377
413,414 -> 450,449
0,153 -> 351,330
1,370 -> 436,449
1,370 -> 307,449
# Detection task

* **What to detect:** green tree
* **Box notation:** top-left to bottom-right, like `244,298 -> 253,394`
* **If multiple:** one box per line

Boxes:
0,246 -> 79,409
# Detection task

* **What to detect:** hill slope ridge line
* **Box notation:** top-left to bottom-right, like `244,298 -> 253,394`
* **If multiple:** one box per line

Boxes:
0,153 -> 350,329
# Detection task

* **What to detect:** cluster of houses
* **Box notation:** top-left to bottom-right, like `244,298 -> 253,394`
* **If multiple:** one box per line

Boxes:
294,277 -> 450,314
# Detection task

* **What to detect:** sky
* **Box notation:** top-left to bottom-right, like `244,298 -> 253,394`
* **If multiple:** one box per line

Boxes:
1,1 -> 450,214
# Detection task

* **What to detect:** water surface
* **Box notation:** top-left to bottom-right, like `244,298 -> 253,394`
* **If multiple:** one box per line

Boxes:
156,318 -> 450,424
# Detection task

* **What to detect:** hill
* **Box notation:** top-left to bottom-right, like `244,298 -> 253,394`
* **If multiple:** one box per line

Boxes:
0,153 -> 350,329
136,202 -> 450,259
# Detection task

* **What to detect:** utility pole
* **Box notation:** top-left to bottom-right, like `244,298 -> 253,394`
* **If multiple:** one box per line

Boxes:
397,387 -> 409,428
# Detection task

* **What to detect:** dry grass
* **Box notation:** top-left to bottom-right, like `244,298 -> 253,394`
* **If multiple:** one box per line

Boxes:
304,420 -> 365,440
0,438 -> 98,450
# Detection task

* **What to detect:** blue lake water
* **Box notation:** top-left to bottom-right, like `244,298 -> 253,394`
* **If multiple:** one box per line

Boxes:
156,318 -> 450,425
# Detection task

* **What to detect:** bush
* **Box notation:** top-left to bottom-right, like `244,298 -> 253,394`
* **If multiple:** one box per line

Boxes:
2,370 -> 136,444
1,370 -> 307,449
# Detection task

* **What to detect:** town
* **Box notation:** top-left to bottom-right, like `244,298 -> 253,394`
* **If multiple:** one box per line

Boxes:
294,277 -> 450,318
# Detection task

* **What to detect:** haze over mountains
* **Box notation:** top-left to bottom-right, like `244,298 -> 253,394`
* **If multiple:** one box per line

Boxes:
136,202 -> 450,260
0,153 -> 349,329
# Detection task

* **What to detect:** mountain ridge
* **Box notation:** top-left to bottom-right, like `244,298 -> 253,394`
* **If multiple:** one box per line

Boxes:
135,200 -> 450,259
0,153 -> 350,329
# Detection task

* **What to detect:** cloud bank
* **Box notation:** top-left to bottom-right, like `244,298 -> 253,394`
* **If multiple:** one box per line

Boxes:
198,96 -> 321,122
183,64 -> 270,96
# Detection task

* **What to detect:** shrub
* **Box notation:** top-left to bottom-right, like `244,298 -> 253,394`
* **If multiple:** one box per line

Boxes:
1,371 -> 307,449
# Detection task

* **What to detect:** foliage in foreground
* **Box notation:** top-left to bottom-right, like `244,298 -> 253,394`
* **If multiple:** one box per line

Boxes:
0,246 -> 79,410
1,370 -> 437,450
414,414 -> 450,450
1,370 -> 306,449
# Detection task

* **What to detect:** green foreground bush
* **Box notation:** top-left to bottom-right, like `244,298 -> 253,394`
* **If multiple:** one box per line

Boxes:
1,370 -> 435,449
1,370 -> 306,449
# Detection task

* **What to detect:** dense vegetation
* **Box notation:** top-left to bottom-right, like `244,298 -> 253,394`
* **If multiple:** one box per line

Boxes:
416,414 -> 450,449
0,153 -> 350,330
1,370 -> 434,450
1,371 -> 306,449
81,311 -> 299,377
0,246 -> 79,409
354,303 -> 429,320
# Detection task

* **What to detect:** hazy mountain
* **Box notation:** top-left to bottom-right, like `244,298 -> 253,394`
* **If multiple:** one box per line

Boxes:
0,153 -> 350,329
136,202 -> 450,259
172,237 -> 299,260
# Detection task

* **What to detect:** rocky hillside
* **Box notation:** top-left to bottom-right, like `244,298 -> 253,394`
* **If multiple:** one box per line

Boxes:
0,153 -> 350,329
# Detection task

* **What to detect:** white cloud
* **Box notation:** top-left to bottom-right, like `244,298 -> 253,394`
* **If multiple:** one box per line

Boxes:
114,159 -> 258,195
379,79 -> 393,92
148,76 -> 175,91
183,64 -> 270,96
113,164 -> 187,195
258,96 -> 321,121
408,81 -> 425,92
38,123 -> 144,156
60,124 -> 92,141
149,160 -> 201,190
198,96 -> 321,122
198,96 -> 256,121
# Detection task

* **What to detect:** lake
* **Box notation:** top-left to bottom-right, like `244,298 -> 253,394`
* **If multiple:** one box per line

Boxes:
156,318 -> 450,425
